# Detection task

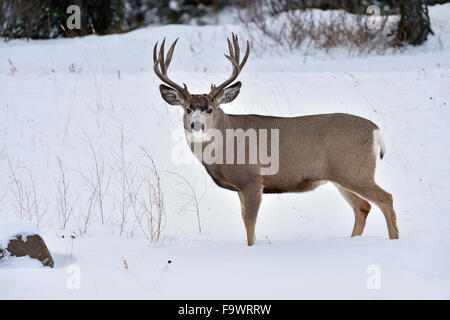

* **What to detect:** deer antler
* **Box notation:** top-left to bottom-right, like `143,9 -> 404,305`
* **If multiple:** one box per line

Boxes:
209,33 -> 250,99
153,38 -> 190,100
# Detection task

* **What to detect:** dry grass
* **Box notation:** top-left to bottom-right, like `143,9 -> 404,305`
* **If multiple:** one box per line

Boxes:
75,189 -> 96,236
167,171 -> 206,234
137,146 -> 166,243
56,157 -> 78,230
7,157 -> 49,228
240,0 -> 399,55
80,132 -> 111,225
107,129 -> 166,243
2,127 -> 183,244
111,127 -> 141,236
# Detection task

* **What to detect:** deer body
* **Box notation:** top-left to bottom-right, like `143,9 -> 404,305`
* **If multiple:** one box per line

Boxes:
153,35 -> 399,246
194,112 -> 379,193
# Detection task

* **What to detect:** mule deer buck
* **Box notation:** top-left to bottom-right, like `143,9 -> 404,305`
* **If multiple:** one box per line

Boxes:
153,34 -> 399,246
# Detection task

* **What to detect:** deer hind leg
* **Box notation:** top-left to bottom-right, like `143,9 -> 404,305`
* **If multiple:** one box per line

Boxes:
335,184 -> 371,237
340,182 -> 399,239
238,186 -> 262,246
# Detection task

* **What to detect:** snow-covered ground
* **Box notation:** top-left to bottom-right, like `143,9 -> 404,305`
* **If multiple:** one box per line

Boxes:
0,5 -> 449,299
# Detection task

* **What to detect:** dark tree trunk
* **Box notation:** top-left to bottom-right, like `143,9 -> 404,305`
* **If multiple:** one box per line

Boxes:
396,0 -> 434,46
90,1 -> 113,34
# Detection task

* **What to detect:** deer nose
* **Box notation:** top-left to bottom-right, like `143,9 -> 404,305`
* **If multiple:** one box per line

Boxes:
191,122 -> 204,132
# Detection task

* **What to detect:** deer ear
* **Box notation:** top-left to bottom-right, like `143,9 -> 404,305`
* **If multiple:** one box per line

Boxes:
159,84 -> 185,106
216,81 -> 241,104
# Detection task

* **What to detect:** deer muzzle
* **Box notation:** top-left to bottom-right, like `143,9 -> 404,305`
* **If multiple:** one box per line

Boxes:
191,121 -> 205,132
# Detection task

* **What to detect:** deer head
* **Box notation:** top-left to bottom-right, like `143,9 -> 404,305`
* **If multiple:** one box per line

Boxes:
153,33 -> 250,134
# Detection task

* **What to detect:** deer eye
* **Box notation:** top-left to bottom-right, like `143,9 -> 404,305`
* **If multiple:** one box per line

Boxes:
206,108 -> 213,114
186,108 -> 192,114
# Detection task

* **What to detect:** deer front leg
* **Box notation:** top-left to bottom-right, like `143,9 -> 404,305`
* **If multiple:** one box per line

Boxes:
238,186 -> 262,246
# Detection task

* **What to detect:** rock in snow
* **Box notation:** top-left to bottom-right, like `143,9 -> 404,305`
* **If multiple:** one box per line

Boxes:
0,220 -> 54,268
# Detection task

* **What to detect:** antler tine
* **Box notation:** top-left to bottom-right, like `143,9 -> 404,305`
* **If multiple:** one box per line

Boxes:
153,41 -> 159,64
158,38 -> 166,75
227,37 -> 234,60
209,34 -> 250,99
165,38 -> 178,70
240,40 -> 250,68
233,33 -> 240,62
153,37 -> 190,100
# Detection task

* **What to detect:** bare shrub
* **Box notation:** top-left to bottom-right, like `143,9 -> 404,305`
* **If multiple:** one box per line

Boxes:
80,133 -> 111,225
8,59 -> 17,75
56,157 -> 79,230
167,171 -> 206,234
111,128 -> 142,236
74,130 -> 167,242
7,158 -> 49,228
0,188 -> 7,213
240,0 -> 398,55
107,129 -> 167,242
135,146 -> 166,244
75,190 -> 97,236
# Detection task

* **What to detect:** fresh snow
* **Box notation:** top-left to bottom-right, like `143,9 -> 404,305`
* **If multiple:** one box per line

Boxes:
0,4 -> 450,299
0,220 -> 40,249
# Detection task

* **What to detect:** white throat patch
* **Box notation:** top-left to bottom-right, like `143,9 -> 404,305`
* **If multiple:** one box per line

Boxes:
185,130 -> 213,142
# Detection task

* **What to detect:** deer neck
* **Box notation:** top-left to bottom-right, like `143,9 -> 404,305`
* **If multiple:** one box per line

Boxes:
184,108 -> 231,165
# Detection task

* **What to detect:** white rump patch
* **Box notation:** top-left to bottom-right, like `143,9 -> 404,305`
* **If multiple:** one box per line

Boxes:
372,129 -> 386,159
